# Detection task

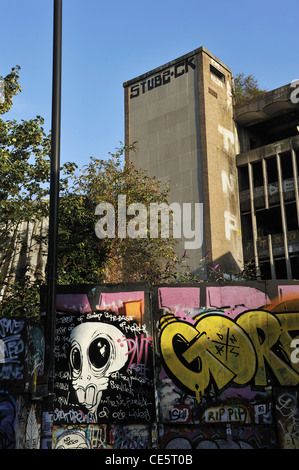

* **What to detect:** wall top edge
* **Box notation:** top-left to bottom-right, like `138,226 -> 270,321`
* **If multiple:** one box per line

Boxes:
123,46 -> 232,88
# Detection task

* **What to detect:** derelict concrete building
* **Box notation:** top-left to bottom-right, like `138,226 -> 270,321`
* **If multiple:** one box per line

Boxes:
124,47 -> 299,280
235,85 -> 299,280
123,47 -> 243,276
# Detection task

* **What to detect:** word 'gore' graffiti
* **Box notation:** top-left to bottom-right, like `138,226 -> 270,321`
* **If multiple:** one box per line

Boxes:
160,309 -> 299,401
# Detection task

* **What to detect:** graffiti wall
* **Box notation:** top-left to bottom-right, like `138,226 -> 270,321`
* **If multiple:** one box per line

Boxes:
159,424 -> 275,449
1,281 -> 299,449
52,424 -> 109,449
154,281 -> 299,449
0,318 -> 45,448
52,285 -> 155,431
274,387 -> 299,448
0,391 -> 42,449
52,423 -> 153,449
0,317 -> 44,394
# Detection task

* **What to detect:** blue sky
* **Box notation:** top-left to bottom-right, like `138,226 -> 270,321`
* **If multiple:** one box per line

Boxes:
1,0 -> 298,169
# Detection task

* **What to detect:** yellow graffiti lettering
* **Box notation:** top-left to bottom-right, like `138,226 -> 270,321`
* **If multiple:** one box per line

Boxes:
237,310 -> 299,386
182,336 -> 236,399
160,309 -> 299,401
192,315 -> 256,386
159,314 -> 211,401
276,312 -> 299,374
160,313 -> 256,401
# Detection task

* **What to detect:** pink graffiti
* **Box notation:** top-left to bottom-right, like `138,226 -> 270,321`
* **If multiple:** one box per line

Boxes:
98,291 -> 144,315
56,294 -> 91,313
158,287 -> 200,321
118,334 -> 152,370
206,286 -> 270,318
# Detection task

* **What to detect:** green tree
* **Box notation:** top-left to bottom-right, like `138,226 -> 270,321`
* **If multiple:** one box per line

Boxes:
57,193 -> 107,284
58,147 -> 179,285
0,67 -> 179,318
0,66 -> 51,319
233,73 -> 266,105
0,67 -> 76,318
0,67 -> 261,319
0,65 -> 22,114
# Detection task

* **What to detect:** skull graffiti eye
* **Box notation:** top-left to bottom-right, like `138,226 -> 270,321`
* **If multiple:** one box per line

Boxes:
88,337 -> 110,370
70,346 -> 81,372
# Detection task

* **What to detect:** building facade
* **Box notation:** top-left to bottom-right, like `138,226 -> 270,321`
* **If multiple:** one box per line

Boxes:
124,47 -> 299,280
235,85 -> 299,280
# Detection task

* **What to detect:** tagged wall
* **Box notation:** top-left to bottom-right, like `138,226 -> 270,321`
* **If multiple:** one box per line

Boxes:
0,318 -> 44,449
52,285 -> 155,430
1,281 -> 299,449
0,391 -> 41,449
0,317 -> 44,395
275,387 -> 299,449
154,281 -> 299,449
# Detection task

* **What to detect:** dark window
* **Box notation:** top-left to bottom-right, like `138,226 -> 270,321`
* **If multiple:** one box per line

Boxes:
275,258 -> 288,279
252,161 -> 263,188
285,202 -> 298,231
238,166 -> 249,191
259,261 -> 272,280
256,206 -> 283,236
266,157 -> 278,184
280,152 -> 293,179
291,256 -> 299,280
210,64 -> 225,83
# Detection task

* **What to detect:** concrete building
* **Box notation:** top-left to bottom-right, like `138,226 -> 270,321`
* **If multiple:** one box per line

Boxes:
235,84 -> 299,280
123,47 -> 299,280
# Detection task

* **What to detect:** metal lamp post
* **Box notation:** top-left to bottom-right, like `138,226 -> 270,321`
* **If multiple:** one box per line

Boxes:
45,0 -> 62,399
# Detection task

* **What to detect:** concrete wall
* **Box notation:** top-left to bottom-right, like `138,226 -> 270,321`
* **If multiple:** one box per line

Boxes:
0,318 -> 45,448
154,281 -> 299,449
124,50 -> 204,270
197,51 -> 243,274
124,47 -> 244,275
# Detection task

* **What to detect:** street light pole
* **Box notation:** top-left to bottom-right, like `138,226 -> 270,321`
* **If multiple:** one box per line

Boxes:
45,0 -> 62,399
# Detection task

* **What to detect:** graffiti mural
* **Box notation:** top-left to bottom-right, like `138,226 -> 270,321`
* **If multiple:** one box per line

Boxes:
154,281 -> 299,448
1,281 -> 299,448
53,424 -> 108,449
274,387 -> 299,448
0,391 -> 16,449
0,391 -> 41,449
159,308 -> 299,402
110,424 -> 153,449
0,317 -> 44,395
0,318 -> 25,383
159,423 -> 276,449
52,423 -> 153,449
53,285 -> 155,427
26,324 -> 45,395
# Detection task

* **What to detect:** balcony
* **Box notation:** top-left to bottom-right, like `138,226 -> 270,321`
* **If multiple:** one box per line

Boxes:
237,135 -> 299,213
234,83 -> 298,127
237,134 -> 299,167
257,230 -> 299,258
239,176 -> 298,212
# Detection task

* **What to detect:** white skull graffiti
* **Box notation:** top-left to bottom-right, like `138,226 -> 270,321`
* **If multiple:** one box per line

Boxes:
69,322 -> 128,414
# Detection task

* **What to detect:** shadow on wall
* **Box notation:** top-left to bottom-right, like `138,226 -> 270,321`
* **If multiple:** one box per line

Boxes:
192,251 -> 245,280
